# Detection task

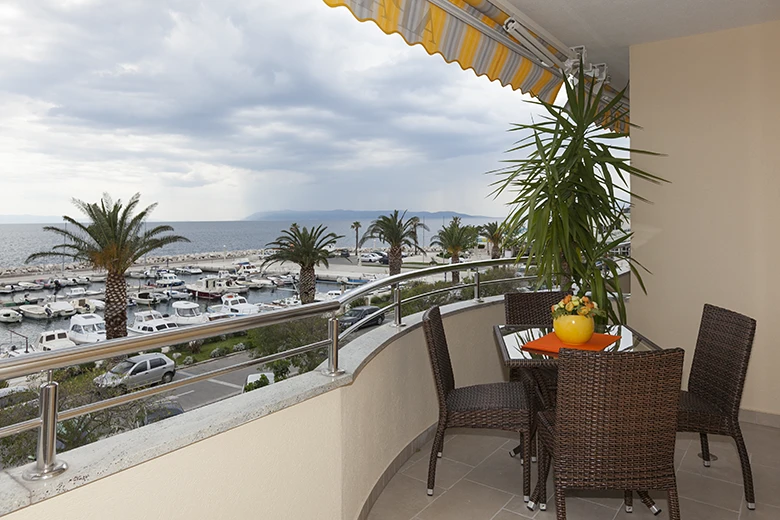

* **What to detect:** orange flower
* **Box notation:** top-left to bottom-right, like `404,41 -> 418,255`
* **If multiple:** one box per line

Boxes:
563,295 -> 572,304
551,305 -> 557,313
582,296 -> 590,303
577,307 -> 589,316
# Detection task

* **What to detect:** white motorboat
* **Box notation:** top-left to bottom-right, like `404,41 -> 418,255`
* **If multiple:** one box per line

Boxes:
234,276 -> 263,289
207,293 -> 260,316
89,299 -> 106,311
165,290 -> 191,300
0,284 -> 19,294
1,344 -> 39,358
36,330 -> 77,351
67,276 -> 91,286
16,281 -> 43,291
170,301 -> 209,326
126,270 -> 146,279
272,296 -> 301,308
127,310 -> 179,335
13,293 -> 45,305
267,274 -> 296,287
70,298 -> 98,314
251,277 -> 276,288
87,273 -> 106,282
67,287 -> 103,298
236,263 -> 263,277
52,278 -> 76,287
18,305 -> 53,320
68,314 -> 106,344
156,273 -> 184,287
44,301 -> 77,317
0,309 -> 22,323
175,266 -> 203,275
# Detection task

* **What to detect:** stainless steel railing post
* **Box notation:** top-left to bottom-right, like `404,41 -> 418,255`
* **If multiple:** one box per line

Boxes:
392,283 -> 405,328
473,269 -> 483,303
323,318 -> 345,376
23,370 -> 67,481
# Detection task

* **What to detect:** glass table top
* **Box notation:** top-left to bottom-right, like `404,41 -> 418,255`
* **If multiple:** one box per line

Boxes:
494,324 -> 662,365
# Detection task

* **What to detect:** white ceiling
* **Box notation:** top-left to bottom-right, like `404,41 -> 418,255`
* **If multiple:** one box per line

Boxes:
502,0 -> 780,89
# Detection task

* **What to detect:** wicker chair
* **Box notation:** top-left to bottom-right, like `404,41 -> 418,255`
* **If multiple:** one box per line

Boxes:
678,304 -> 757,509
422,306 -> 535,499
529,348 -> 685,520
504,291 -> 565,459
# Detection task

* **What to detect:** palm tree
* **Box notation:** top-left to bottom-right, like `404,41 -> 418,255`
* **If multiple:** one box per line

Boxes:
430,217 -> 478,284
262,224 -> 342,304
26,194 -> 189,339
360,210 -> 429,276
350,221 -> 361,256
479,221 -> 505,259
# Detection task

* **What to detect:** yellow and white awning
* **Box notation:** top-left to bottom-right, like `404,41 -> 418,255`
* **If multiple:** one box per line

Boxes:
323,0 -> 565,104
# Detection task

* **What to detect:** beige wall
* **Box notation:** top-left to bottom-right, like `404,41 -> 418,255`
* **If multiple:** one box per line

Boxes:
340,303 -> 506,520
6,390 -> 344,520
629,20 -> 780,415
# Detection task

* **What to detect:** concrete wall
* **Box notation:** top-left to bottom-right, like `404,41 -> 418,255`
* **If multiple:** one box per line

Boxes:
629,19 -> 780,417
340,303 -> 506,520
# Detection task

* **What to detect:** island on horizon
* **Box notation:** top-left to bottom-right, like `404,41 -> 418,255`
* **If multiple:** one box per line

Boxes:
244,209 -> 498,221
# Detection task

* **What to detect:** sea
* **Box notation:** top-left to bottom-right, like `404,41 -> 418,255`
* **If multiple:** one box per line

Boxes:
0,218 -> 493,268
0,218 -> 493,347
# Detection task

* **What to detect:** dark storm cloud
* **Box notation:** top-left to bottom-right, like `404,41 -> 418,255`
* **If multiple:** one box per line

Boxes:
0,0 -> 549,219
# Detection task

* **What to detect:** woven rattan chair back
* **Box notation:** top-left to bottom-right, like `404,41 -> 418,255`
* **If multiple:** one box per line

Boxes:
554,348 -> 685,489
504,291 -> 566,327
422,306 -> 456,411
687,304 -> 756,419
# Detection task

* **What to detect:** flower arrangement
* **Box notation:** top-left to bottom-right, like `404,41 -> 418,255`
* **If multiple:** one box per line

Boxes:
551,294 -> 605,320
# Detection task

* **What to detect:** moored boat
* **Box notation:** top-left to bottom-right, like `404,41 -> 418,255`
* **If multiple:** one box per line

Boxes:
16,281 -> 43,291
156,273 -> 184,287
18,305 -> 52,320
36,330 -> 77,351
68,314 -> 106,344
170,301 -> 209,326
44,301 -> 77,318
0,309 -> 23,323
207,293 -> 260,316
70,298 -> 98,314
127,310 -> 179,335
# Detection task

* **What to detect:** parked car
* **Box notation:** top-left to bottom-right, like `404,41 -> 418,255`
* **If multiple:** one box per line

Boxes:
377,252 -> 390,265
340,306 -> 384,329
359,252 -> 381,263
136,398 -> 184,426
93,353 -> 175,391
339,249 -> 351,258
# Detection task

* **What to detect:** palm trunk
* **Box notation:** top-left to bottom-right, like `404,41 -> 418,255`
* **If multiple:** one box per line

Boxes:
299,265 -> 316,304
388,244 -> 402,276
491,240 -> 501,259
105,270 -> 128,339
451,253 -> 460,284
355,230 -> 359,256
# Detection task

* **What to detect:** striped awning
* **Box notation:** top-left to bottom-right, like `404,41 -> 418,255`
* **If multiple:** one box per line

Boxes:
323,0 -> 565,104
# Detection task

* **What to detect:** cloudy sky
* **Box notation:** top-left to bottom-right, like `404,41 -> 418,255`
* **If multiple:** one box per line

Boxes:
0,0 -> 556,221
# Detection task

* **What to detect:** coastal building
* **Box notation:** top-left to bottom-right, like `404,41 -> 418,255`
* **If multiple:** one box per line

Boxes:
0,2 -> 778,520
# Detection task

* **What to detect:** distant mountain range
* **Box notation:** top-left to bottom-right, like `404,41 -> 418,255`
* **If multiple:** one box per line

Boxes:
245,210 -> 496,221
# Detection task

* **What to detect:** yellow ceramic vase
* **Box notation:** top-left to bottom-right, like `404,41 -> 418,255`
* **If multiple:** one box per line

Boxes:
553,315 -> 595,345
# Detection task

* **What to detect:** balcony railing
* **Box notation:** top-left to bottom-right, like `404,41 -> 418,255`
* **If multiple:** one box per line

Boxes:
0,257 -> 531,481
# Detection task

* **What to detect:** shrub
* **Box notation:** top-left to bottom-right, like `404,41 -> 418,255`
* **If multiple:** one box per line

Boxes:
0,380 -> 8,389
232,342 -> 246,352
182,356 -> 194,365
209,346 -> 229,358
243,374 -> 270,393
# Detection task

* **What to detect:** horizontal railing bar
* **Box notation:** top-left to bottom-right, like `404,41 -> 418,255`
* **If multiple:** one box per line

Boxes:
0,301 -> 341,381
401,283 -> 472,304
0,417 -> 42,440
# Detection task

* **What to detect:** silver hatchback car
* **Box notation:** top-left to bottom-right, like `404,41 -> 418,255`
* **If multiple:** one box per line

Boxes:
94,353 -> 176,390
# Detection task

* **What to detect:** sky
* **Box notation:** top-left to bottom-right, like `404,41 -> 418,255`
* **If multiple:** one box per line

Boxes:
0,0 -> 559,221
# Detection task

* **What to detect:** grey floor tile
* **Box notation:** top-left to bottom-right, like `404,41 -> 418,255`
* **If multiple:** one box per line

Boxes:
465,449 -> 528,496
417,479 -> 512,520
676,469 -> 744,512
492,510 -> 526,520
742,423 -> 780,469
402,455 -> 473,490
530,496 -> 619,520
678,444 -> 745,483
441,432 -> 512,467
740,500 -> 780,519
678,498 -> 739,520
368,474 -> 443,520
568,489 -> 625,510
751,463 -> 780,508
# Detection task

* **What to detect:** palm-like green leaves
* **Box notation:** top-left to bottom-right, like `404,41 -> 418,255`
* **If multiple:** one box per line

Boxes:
479,221 -> 505,259
431,217 -> 478,283
360,210 -> 429,275
262,224 -> 343,304
492,62 -> 666,324
26,193 -> 189,273
263,224 -> 342,270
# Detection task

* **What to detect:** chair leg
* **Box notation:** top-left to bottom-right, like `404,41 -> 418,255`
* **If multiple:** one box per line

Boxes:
527,441 -> 550,511
426,420 -> 447,495
555,486 -> 566,520
522,430 -> 532,502
667,488 -> 681,520
638,491 -> 660,515
732,426 -> 756,509
623,491 -> 633,513
699,433 -> 711,467
509,433 -> 524,462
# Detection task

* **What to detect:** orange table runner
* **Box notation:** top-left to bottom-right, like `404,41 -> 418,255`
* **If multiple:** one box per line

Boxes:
522,332 -> 622,356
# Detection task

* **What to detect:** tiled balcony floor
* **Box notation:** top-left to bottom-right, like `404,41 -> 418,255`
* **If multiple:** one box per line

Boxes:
368,422 -> 780,520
